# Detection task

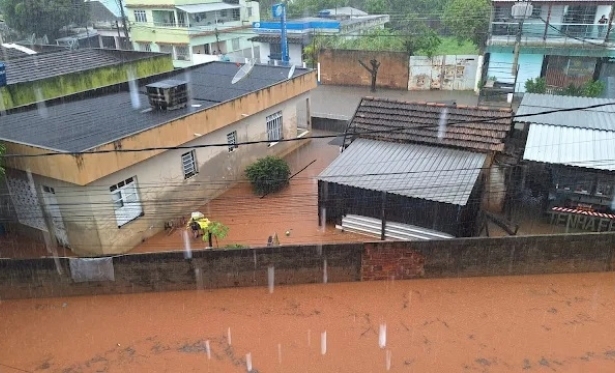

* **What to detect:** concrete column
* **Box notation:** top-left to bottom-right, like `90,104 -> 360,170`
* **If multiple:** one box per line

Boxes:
98,35 -> 104,49
114,36 -> 120,50
474,55 -> 484,94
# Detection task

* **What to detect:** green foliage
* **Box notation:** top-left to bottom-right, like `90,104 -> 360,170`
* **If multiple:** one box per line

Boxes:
443,0 -> 491,50
525,77 -> 547,94
561,80 -> 605,98
224,243 -> 247,249
245,156 -> 291,195
364,0 -> 387,15
303,33 -> 333,68
202,221 -> 229,246
1,0 -> 90,39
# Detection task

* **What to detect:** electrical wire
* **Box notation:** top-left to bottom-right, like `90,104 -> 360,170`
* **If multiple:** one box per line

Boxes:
5,100 -> 615,158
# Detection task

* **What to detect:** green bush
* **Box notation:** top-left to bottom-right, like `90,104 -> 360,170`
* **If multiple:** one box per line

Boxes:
245,156 -> 291,195
525,77 -> 547,94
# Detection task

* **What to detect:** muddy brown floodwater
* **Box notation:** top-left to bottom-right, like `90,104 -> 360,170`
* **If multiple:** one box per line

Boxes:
2,273 -> 615,373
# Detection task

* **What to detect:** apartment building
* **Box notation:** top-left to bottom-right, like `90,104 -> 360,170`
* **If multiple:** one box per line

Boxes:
126,0 -> 260,67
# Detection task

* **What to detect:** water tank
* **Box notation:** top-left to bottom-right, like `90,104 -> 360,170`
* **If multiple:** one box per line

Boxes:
145,80 -> 189,111
0,62 -> 7,87
511,2 -> 533,19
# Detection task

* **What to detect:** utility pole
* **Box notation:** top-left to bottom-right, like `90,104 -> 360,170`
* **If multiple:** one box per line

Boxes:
511,0 -> 532,76
118,0 -> 131,50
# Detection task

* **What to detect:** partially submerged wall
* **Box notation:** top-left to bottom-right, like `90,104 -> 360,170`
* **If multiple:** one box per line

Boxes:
2,233 -> 614,299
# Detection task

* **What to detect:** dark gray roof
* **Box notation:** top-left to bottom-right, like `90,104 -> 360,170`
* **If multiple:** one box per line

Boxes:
517,93 -> 615,130
0,62 -> 310,152
318,138 -> 487,206
0,46 -> 31,61
3,49 -> 165,85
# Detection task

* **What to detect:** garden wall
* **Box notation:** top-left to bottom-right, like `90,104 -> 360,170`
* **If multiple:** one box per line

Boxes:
2,232 -> 615,300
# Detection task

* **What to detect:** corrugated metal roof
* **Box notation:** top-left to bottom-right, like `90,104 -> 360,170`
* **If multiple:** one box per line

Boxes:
318,139 -> 487,206
523,124 -> 615,171
517,93 -> 615,130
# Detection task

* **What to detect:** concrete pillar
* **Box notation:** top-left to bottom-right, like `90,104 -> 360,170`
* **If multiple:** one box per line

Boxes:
475,55 -> 484,94
114,36 -> 120,50
98,35 -> 104,49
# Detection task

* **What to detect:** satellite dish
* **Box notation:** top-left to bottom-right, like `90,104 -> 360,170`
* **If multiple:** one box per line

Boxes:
287,64 -> 296,79
231,59 -> 256,84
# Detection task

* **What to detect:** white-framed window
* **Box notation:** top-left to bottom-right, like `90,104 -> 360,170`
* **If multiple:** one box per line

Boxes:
266,111 -> 283,142
134,10 -> 147,23
175,45 -> 190,60
231,37 -> 240,51
138,42 -> 151,52
109,177 -> 143,228
227,130 -> 238,151
182,150 -> 198,178
232,8 -> 240,19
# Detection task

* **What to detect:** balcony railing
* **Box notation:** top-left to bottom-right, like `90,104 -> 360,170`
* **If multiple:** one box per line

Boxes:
490,22 -> 615,44
134,20 -> 245,33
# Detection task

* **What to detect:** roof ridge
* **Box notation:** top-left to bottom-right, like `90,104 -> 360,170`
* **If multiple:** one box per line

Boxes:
360,96 -> 512,113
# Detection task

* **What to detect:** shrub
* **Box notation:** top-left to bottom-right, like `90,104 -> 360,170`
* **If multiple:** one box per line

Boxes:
202,221 -> 229,247
245,156 -> 291,195
525,77 -> 546,94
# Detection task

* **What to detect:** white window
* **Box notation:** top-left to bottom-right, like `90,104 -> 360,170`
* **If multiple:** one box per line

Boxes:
232,38 -> 240,51
175,45 -> 190,60
109,177 -> 143,228
134,10 -> 147,23
227,131 -> 238,151
266,111 -> 283,142
182,150 -> 198,178
139,42 -> 151,52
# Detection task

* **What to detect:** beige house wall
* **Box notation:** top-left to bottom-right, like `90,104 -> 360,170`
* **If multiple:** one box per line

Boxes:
35,93 -> 311,255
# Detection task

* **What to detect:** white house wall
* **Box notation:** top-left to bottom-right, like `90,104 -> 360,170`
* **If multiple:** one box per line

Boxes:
84,93 -> 311,254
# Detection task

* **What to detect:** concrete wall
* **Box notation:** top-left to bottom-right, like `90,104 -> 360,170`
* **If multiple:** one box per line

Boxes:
319,49 -> 409,90
0,54 -> 174,110
2,232 -> 615,300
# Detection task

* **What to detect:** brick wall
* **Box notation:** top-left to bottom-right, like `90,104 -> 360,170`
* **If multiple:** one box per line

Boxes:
3,233 -> 615,300
362,233 -> 615,281
319,49 -> 409,90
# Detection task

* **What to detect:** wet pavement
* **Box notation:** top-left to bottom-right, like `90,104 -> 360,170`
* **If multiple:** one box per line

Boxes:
132,133 -> 366,253
2,272 -> 615,372
311,85 -> 479,119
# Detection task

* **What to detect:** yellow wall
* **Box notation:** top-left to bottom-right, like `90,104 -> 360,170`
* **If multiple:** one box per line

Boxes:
4,71 -> 318,186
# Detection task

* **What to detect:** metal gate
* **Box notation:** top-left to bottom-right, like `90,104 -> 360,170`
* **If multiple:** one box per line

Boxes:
408,55 -> 479,91
41,185 -> 70,247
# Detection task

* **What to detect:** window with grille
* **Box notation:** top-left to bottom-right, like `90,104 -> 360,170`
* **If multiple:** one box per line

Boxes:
109,177 -> 143,227
227,130 -> 238,151
175,45 -> 190,60
139,43 -> 151,52
134,10 -> 147,22
181,150 -> 198,178
232,9 -> 240,20
266,111 -> 283,142
232,38 -> 240,51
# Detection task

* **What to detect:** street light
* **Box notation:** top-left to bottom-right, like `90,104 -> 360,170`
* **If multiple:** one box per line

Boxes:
511,0 -> 533,76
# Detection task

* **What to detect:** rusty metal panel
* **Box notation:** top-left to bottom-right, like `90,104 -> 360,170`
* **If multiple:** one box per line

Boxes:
408,55 -> 478,91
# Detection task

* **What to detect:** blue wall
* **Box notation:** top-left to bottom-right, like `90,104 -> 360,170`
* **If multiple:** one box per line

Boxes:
487,52 -> 544,93
253,18 -> 340,33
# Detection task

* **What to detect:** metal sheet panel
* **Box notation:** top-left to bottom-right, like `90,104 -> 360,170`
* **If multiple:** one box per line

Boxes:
408,55 -> 479,91
523,124 -> 615,171
517,93 -> 615,130
318,139 -> 487,206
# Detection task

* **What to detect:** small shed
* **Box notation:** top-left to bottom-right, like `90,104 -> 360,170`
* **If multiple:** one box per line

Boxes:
318,97 -> 514,240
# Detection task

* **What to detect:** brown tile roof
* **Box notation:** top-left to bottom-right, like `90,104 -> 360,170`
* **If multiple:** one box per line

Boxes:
348,97 -> 514,153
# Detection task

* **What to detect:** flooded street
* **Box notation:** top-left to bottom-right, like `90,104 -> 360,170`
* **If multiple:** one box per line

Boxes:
2,272 -> 615,372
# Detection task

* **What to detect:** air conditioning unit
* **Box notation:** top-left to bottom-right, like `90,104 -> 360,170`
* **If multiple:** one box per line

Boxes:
145,80 -> 189,111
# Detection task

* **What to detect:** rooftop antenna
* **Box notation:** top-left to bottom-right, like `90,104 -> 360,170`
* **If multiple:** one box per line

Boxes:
287,64 -> 295,79
231,59 -> 256,84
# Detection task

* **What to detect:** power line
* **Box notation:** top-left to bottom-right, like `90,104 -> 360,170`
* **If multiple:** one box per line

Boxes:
5,100 -> 615,159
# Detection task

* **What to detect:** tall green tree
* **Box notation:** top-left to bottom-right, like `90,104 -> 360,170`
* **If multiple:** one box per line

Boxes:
364,0 -> 387,15
442,0 -> 491,50
0,0 -> 90,40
